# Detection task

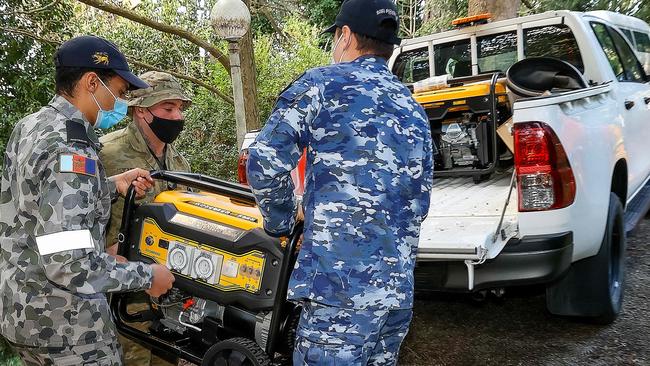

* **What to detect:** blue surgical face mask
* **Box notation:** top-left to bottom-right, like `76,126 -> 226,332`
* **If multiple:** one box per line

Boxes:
91,77 -> 128,129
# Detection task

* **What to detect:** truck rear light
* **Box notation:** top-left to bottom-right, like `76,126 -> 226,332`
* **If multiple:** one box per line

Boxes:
237,149 -> 249,186
237,147 -> 308,193
514,122 -> 575,212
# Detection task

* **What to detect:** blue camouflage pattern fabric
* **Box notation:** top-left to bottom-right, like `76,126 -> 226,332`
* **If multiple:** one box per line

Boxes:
293,301 -> 412,366
0,95 -> 154,348
247,55 -> 433,310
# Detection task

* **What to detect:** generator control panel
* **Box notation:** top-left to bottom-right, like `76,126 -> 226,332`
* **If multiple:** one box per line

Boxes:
139,218 -> 266,294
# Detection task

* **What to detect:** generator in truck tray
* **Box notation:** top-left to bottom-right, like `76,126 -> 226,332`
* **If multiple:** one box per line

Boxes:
413,79 -> 508,120
412,77 -> 511,175
125,189 -> 285,311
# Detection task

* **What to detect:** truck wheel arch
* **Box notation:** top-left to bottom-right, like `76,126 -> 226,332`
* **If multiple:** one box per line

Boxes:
611,159 -> 628,208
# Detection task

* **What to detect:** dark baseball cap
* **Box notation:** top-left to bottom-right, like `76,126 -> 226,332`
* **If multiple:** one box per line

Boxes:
54,35 -> 149,90
323,0 -> 401,45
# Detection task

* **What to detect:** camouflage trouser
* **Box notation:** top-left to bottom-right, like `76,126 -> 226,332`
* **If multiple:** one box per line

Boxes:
293,301 -> 413,366
12,337 -> 122,366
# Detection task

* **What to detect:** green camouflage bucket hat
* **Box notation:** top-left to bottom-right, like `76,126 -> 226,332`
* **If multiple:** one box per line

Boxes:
127,71 -> 192,109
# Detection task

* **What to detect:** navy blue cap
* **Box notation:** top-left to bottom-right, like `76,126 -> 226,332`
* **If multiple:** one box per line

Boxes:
324,0 -> 401,45
54,35 -> 149,90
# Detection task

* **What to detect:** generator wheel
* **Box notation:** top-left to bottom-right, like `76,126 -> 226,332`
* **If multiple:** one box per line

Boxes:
279,310 -> 301,355
201,337 -> 271,366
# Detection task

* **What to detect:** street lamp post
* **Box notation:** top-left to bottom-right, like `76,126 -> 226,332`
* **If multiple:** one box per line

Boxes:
210,0 -> 251,150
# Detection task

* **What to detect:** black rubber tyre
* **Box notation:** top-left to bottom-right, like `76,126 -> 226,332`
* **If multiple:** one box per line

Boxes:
279,309 -> 301,355
201,337 -> 271,366
546,193 -> 626,324
473,174 -> 491,184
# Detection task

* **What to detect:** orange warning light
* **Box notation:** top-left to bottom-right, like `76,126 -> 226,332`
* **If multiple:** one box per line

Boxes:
452,13 -> 492,27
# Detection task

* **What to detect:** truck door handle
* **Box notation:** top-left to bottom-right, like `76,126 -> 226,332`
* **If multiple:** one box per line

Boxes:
625,100 -> 635,110
644,96 -> 650,105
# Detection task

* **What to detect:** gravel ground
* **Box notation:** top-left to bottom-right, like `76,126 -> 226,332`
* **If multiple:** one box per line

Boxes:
398,219 -> 650,366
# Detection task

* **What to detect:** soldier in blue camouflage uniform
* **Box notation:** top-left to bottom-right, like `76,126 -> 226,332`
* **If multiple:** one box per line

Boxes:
0,36 -> 175,366
246,1 -> 433,364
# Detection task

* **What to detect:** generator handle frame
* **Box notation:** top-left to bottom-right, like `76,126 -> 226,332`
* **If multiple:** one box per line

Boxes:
150,170 -> 256,202
117,170 -> 256,248
117,184 -> 138,249
114,171 -> 304,362
266,222 -> 303,355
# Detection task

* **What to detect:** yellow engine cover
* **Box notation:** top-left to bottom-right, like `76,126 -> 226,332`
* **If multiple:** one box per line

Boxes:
154,190 -> 265,231
414,80 -> 509,114
131,190 -> 283,297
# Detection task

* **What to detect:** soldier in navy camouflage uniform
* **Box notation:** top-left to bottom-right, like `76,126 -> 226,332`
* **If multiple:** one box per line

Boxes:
246,1 -> 433,364
0,36 -> 175,366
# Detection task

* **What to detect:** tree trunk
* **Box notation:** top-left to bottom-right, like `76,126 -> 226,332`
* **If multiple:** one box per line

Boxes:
468,0 -> 521,21
239,0 -> 260,132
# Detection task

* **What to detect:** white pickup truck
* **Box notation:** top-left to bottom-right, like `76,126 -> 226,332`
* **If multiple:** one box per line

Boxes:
241,10 -> 650,324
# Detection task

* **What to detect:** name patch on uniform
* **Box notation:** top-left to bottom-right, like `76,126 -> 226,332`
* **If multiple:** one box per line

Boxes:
59,154 -> 97,176
36,230 -> 94,256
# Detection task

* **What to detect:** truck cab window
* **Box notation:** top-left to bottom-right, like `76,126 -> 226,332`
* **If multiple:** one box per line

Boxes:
477,31 -> 518,74
434,39 -> 471,77
633,31 -> 650,53
591,22 -> 626,80
592,22 -> 645,82
392,47 -> 430,84
620,28 -> 634,45
524,25 -> 584,72
609,27 -> 646,82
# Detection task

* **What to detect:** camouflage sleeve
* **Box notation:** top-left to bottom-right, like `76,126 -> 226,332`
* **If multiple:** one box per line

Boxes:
107,177 -> 119,202
420,122 -> 434,220
247,73 -> 320,237
33,149 -> 153,294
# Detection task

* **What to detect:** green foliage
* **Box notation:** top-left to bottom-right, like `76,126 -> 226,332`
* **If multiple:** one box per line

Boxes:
297,0 -> 340,27
0,0 -> 73,165
0,336 -> 19,365
176,89 -> 239,179
174,15 -> 328,180
524,0 -> 649,24
255,17 -> 330,120
415,0 -> 649,38
0,0 -> 328,181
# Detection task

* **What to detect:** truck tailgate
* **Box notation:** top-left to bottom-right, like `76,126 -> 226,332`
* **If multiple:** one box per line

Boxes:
418,170 -> 518,262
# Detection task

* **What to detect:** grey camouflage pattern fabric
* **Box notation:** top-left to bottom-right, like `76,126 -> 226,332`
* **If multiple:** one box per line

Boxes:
293,301 -> 412,366
247,55 -> 434,311
127,71 -> 191,109
0,95 -> 154,348
99,120 -> 191,246
12,337 -> 123,365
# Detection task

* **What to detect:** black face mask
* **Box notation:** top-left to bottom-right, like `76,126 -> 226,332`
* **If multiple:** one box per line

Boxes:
147,109 -> 185,144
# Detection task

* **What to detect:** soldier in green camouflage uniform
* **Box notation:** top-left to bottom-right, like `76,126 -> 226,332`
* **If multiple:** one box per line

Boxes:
0,35 -> 175,366
101,71 -> 192,251
99,71 -> 191,366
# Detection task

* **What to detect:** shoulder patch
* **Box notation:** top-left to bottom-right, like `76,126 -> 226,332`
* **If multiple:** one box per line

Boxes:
59,154 -> 97,176
66,120 -> 91,146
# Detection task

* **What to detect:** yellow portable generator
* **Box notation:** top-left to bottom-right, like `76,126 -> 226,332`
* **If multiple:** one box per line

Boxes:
412,73 -> 512,182
111,171 -> 302,366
